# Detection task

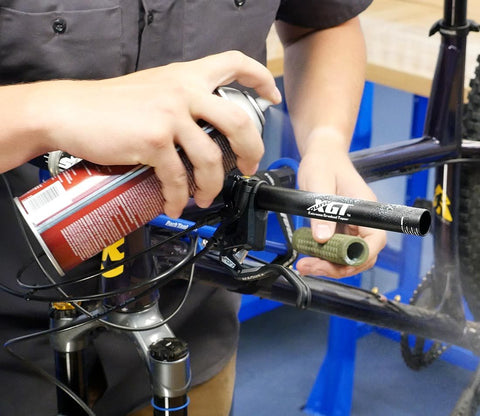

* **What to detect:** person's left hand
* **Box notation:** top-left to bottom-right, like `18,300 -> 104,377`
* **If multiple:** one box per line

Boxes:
295,136 -> 387,278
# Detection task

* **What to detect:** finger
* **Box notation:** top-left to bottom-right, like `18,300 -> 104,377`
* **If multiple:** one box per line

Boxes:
198,51 -> 282,104
296,256 -> 360,279
175,120 -> 225,208
359,227 -> 387,263
191,94 -> 264,175
310,218 -> 336,244
148,144 -> 189,219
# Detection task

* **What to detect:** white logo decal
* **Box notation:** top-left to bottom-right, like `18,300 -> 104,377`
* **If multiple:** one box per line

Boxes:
165,220 -> 189,230
307,199 -> 353,220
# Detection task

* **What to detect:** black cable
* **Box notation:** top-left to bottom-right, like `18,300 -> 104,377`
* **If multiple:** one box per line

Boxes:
3,172 -> 220,308
235,263 -> 311,309
2,235 -> 211,401
2,171 -> 222,302
97,236 -> 203,332
16,236 -> 197,304
4,258 -> 191,348
14,214 -> 219,293
2,167 -> 221,332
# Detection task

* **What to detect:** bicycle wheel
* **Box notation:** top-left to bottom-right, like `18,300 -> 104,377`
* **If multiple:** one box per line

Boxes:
459,54 -> 480,320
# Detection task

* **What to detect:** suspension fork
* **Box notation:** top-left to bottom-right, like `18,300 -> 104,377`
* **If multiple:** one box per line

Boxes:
50,227 -> 160,415
50,302 -> 105,416
101,227 -> 191,415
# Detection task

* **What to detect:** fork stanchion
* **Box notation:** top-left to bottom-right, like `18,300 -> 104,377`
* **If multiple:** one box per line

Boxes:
149,338 -> 191,416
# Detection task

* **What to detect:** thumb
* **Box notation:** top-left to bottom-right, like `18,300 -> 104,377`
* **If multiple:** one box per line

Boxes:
297,155 -> 337,244
310,218 -> 336,244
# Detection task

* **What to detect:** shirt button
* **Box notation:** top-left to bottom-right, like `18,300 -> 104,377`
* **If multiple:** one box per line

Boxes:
147,12 -> 154,25
52,17 -> 67,34
234,0 -> 246,7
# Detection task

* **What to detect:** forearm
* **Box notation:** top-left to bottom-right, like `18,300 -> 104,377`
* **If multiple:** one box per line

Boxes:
276,17 -> 386,277
0,82 -> 54,172
0,52 -> 281,217
277,17 -> 367,156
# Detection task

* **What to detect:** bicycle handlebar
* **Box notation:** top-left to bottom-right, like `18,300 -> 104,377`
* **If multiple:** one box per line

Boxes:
253,181 -> 431,236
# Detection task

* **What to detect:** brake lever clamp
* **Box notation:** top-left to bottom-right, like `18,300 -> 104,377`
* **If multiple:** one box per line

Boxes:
219,248 -> 249,274
219,174 -> 269,251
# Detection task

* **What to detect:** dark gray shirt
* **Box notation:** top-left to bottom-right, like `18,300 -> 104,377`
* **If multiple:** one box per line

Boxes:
0,1 -> 372,414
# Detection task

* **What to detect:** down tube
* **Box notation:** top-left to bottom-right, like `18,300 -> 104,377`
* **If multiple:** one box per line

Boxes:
192,257 -> 480,354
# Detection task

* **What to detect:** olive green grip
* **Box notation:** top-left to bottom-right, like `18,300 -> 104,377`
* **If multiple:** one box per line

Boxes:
292,227 -> 369,266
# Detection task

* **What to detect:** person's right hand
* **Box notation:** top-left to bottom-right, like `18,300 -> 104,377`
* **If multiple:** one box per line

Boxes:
1,51 -> 281,218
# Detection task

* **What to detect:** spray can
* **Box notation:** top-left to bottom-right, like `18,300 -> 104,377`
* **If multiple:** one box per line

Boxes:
14,87 -> 270,275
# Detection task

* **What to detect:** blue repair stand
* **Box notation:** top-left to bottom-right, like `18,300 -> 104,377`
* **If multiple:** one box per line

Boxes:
299,86 -> 427,416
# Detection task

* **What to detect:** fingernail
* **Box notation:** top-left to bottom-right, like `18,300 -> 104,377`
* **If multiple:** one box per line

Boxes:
242,163 -> 259,176
315,224 -> 333,240
274,87 -> 282,103
196,198 -> 213,209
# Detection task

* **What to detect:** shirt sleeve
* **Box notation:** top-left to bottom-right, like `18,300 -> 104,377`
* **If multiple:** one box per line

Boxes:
276,0 -> 373,29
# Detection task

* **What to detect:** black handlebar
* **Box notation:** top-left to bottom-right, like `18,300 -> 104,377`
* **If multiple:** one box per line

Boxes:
254,182 -> 431,236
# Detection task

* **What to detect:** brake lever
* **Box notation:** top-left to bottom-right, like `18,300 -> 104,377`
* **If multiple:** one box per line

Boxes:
215,248 -> 311,310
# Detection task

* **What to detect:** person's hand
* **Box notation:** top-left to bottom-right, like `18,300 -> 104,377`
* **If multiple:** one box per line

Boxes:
26,51 -> 282,218
295,133 -> 387,278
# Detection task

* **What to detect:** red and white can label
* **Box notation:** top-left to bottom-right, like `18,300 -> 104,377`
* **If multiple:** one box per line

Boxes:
15,161 -> 165,274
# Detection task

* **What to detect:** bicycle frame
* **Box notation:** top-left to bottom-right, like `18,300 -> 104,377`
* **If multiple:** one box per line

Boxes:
187,0 -> 480,352
353,0 -> 477,326
47,0 -> 480,415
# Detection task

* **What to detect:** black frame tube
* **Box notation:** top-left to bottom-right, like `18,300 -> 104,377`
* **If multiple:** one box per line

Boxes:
193,257 -> 480,354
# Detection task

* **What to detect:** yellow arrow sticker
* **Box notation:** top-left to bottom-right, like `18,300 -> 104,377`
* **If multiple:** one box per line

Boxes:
433,184 -> 453,222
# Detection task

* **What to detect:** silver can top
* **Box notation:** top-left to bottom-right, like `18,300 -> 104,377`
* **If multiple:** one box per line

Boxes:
216,87 -> 272,133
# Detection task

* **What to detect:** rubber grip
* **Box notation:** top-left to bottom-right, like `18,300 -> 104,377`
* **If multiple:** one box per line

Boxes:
292,227 -> 369,266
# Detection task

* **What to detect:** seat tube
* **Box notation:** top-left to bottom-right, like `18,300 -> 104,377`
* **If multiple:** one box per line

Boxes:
423,0 -> 467,148
425,0 -> 469,319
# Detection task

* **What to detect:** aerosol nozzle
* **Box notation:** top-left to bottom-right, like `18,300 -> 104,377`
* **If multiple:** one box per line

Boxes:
254,96 -> 274,113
